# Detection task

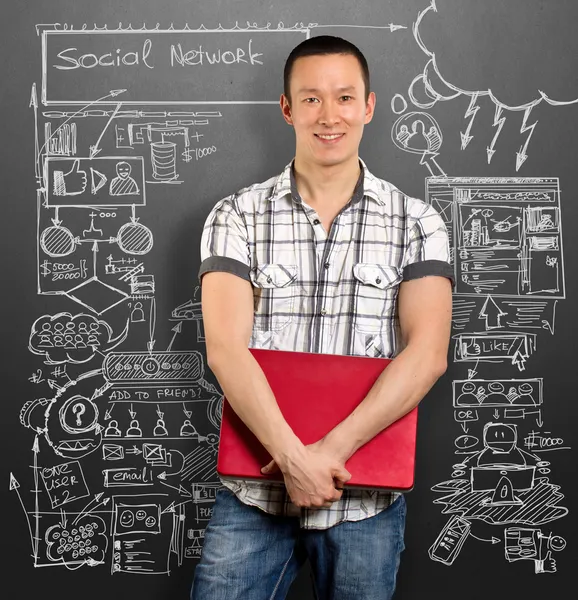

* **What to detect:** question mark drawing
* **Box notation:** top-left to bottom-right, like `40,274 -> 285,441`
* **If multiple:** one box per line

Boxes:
72,402 -> 86,426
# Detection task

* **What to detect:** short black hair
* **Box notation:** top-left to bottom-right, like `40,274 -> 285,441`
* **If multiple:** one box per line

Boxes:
283,35 -> 370,103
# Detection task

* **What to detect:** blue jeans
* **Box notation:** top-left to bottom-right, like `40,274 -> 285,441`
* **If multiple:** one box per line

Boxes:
191,488 -> 406,600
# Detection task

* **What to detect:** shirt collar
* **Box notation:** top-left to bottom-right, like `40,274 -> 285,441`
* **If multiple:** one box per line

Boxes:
268,158 -> 388,206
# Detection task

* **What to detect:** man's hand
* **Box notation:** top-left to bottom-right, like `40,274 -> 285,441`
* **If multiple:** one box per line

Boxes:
261,439 -> 351,508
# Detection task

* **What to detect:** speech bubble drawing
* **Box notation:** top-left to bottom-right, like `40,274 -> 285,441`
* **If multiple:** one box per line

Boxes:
415,0 -> 578,108
29,312 -> 129,364
45,515 -> 108,566
408,0 -> 578,170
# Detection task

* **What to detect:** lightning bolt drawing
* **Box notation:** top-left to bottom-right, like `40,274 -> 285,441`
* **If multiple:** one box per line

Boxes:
460,92 -> 480,150
487,104 -> 506,164
516,105 -> 538,171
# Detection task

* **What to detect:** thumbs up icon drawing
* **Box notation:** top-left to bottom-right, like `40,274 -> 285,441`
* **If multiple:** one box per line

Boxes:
53,159 -> 88,196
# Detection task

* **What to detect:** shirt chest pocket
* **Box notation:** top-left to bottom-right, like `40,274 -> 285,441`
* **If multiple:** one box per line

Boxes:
353,263 -> 403,333
250,264 -> 297,331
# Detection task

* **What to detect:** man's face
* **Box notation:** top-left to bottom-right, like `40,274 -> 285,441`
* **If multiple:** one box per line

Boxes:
280,54 -> 375,168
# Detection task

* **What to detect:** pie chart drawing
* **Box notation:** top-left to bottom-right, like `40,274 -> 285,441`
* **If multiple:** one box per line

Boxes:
40,225 -> 77,257
117,221 -> 153,255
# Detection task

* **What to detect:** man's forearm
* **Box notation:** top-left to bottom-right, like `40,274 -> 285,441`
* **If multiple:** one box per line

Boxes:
208,346 -> 304,465
321,344 -> 447,463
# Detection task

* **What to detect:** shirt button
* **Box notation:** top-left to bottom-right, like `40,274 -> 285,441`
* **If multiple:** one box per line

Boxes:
324,262 -> 330,269
320,308 -> 327,316
313,218 -> 320,225
376,277 -> 382,284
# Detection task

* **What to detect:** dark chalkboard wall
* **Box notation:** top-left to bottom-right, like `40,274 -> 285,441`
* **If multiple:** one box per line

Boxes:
2,1 -> 577,598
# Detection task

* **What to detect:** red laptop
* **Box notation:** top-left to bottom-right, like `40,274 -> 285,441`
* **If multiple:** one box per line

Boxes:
217,348 -> 418,491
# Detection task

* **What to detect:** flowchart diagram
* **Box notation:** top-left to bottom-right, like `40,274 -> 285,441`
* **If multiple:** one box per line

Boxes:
10,2 -> 576,580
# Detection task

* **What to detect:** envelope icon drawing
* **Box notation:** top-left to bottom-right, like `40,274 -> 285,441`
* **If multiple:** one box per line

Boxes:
451,517 -> 470,536
143,443 -> 164,461
103,444 -> 124,461
432,199 -> 452,223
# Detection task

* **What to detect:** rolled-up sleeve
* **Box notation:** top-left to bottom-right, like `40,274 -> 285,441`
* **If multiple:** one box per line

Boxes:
198,194 -> 251,284
402,202 -> 455,288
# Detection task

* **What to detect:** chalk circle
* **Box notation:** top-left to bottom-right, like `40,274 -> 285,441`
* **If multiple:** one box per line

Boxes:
391,93 -> 408,115
551,536 -> 566,551
455,435 -> 479,450
488,381 -> 504,393
119,510 -> 134,528
145,516 -> 157,528
452,463 -> 467,470
518,383 -> 534,394
41,225 -> 76,257
117,221 -> 153,255
206,432 -> 219,446
207,395 -> 223,430
59,395 -> 99,434
408,73 -> 437,110
391,111 -> 443,155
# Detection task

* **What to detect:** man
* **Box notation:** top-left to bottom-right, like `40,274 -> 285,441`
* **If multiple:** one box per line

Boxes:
191,35 -> 453,600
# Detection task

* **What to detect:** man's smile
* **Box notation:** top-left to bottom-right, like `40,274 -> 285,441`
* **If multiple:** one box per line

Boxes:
314,133 -> 345,143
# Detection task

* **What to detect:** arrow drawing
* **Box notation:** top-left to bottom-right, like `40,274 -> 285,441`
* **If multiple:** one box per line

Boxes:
32,435 -> 40,559
419,151 -> 447,177
72,492 -> 108,526
35,89 -> 126,184
158,473 -> 192,497
91,381 -> 113,401
460,92 -> 480,150
47,379 -> 65,394
167,321 -> 183,352
161,499 -> 192,515
471,533 -> 500,544
512,349 -> 527,371
516,105 -> 538,171
479,296 -> 507,330
148,297 -> 156,353
536,410 -> 543,428
467,359 -> 480,380
9,473 -> 36,556
90,167 -> 108,194
92,241 -> 99,277
89,102 -> 122,158
30,83 -> 41,180
51,206 -> 62,227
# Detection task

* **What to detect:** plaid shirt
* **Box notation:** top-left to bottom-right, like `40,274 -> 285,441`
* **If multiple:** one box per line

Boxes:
198,159 -> 453,529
